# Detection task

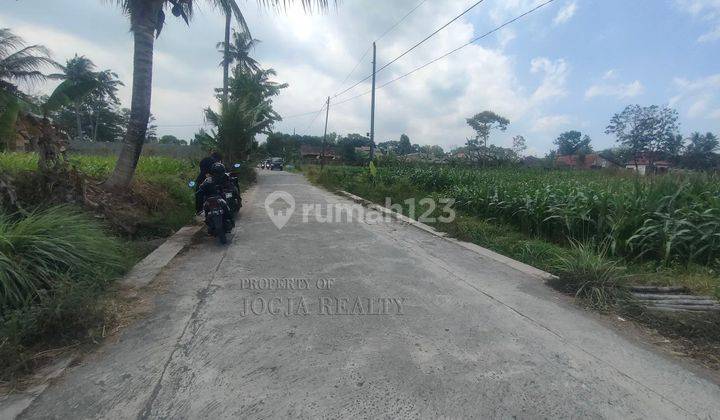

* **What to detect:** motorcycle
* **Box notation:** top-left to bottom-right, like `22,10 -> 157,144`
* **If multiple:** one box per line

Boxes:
224,163 -> 243,215
189,178 -> 236,245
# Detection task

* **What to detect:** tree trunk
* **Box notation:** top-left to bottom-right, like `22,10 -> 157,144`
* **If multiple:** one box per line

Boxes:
93,107 -> 100,142
105,18 -> 156,188
75,103 -> 83,141
222,11 -> 232,105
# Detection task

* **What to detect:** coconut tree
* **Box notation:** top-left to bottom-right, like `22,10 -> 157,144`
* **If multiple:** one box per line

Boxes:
106,0 -> 334,188
218,29 -> 261,78
0,28 -> 59,149
219,4 -> 249,106
50,55 -> 98,140
90,70 -> 124,141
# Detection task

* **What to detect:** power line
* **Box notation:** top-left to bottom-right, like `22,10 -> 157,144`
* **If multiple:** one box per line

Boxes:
332,0 -> 428,98
333,0 -> 487,100
283,108 -> 326,119
376,0 -> 485,74
303,101 -> 327,133
375,0 -> 429,43
331,0 -> 556,107
379,0 -> 556,90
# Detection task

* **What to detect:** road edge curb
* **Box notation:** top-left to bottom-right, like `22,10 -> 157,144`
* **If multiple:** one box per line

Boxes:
336,190 -> 558,281
120,224 -> 202,289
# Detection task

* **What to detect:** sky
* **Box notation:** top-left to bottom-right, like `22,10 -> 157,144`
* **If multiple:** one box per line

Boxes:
2,0 -> 719,156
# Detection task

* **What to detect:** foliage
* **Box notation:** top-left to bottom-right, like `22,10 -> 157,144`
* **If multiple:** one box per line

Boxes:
159,134 -> 187,145
311,164 -> 720,267
218,29 -> 261,75
554,130 -> 592,155
0,28 -> 60,150
511,135 -> 527,156
466,110 -> 509,147
419,144 -> 444,160
0,206 -> 127,312
682,132 -> 720,170
204,61 -> 287,161
549,241 -> 625,310
606,105 -> 680,166
398,134 -> 413,155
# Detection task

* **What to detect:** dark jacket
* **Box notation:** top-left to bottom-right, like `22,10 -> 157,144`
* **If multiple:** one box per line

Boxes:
195,156 -> 218,188
195,173 -> 231,213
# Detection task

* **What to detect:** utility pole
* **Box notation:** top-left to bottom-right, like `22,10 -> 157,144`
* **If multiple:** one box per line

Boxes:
321,96 -> 330,170
369,42 -> 377,161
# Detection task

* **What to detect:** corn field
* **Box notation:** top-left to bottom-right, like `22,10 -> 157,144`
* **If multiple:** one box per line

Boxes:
322,165 -> 720,266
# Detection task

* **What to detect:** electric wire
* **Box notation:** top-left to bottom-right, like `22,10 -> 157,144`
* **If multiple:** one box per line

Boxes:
331,0 -> 556,107
332,0 -> 486,100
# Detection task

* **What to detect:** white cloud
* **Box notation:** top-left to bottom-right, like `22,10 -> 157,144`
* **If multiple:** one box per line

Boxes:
602,69 -> 618,80
698,25 -> 720,42
584,80 -> 644,99
675,0 -> 720,42
671,74 -> 720,120
497,28 -> 517,49
530,57 -> 570,102
553,1 -> 578,25
531,115 -> 570,132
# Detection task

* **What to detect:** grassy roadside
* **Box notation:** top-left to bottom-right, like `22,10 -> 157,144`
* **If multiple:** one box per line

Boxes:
0,152 -> 255,383
302,164 -> 720,368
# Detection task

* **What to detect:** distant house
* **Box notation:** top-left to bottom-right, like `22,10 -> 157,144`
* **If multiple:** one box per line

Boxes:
555,153 -> 622,170
299,144 -> 338,161
625,157 -> 672,175
451,151 -> 469,160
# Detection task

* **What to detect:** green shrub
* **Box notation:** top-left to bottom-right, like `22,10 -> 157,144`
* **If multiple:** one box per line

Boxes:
549,242 -> 625,310
0,206 -> 127,312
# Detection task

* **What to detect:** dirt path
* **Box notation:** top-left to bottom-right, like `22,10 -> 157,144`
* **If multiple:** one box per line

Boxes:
18,171 -> 720,419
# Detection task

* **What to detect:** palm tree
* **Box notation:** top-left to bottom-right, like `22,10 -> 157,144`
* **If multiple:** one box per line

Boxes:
105,0 -> 335,188
219,2 -> 249,106
0,28 -> 59,149
55,55 -> 97,141
90,70 -> 124,141
218,29 -> 261,77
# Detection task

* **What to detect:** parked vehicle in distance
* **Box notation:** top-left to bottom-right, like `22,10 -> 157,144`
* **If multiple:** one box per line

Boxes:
270,157 -> 284,171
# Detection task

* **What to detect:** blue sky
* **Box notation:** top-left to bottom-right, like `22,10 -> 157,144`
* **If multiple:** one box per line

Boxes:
1,0 -> 719,155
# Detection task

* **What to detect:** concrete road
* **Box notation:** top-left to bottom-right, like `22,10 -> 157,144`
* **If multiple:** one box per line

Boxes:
20,171 -> 720,419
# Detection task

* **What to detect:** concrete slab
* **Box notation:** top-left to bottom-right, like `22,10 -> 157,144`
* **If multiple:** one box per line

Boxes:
120,225 -> 202,289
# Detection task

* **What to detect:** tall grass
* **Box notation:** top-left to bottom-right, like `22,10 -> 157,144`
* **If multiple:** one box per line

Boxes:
0,152 -> 196,180
0,206 -> 127,312
314,165 -> 720,267
550,242 -> 625,309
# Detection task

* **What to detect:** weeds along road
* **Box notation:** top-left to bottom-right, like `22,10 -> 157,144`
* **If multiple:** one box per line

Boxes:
21,171 -> 720,419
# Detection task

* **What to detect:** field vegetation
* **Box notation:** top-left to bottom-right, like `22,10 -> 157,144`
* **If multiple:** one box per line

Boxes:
305,164 -> 720,297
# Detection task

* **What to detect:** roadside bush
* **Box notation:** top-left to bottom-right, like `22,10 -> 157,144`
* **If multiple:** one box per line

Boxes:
549,242 -> 626,310
0,206 -> 130,380
0,206 -> 127,311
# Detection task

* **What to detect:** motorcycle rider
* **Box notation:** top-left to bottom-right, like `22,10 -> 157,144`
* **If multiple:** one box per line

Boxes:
195,162 -> 231,217
195,150 -> 222,189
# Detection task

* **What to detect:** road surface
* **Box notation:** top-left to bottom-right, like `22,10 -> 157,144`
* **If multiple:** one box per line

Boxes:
19,171 -> 720,419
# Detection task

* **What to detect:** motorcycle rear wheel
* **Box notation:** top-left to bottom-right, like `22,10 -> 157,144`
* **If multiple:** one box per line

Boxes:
212,214 -> 227,245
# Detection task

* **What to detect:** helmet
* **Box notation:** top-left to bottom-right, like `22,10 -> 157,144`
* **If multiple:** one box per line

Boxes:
210,162 -> 226,176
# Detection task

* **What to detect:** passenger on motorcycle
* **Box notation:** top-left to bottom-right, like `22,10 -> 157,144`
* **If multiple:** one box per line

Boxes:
195,162 -> 230,215
195,151 -> 222,189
